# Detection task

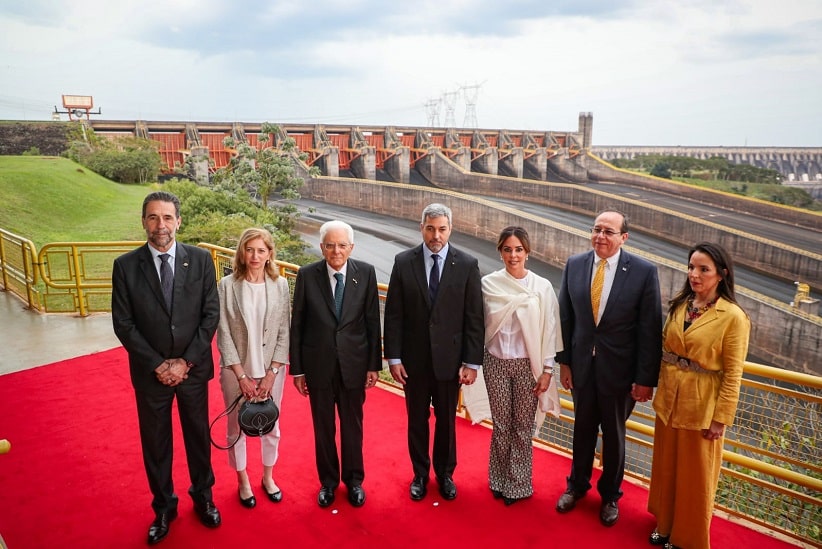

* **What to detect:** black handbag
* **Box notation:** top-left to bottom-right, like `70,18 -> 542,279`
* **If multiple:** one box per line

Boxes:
210,394 -> 280,450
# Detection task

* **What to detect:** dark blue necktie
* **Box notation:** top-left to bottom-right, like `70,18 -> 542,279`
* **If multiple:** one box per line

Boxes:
429,253 -> 440,303
159,253 -> 173,309
334,272 -> 344,321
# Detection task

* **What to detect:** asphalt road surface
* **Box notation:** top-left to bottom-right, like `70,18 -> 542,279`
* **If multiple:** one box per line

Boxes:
296,198 -> 799,305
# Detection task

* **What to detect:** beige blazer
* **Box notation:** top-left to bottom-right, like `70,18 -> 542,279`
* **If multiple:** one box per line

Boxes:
216,274 -> 290,376
653,297 -> 750,429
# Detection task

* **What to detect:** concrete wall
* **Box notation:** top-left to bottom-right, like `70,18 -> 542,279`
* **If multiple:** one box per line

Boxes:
301,175 -> 821,376
584,153 -> 822,232
412,150 -> 822,290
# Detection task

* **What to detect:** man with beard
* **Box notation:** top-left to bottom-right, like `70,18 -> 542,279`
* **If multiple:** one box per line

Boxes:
112,191 -> 221,544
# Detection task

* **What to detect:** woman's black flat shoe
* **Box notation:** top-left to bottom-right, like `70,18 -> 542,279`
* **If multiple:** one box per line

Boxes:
239,490 -> 256,509
262,480 -> 283,502
649,530 -> 669,545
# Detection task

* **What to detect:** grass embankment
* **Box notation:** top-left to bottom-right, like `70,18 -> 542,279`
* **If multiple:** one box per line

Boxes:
0,156 -> 151,247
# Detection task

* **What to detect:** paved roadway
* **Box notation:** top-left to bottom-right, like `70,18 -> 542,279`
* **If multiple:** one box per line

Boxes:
586,181 -> 821,251
296,198 -> 799,305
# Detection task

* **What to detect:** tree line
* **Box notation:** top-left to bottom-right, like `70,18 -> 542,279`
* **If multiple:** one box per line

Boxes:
64,122 -> 318,264
611,154 -> 783,184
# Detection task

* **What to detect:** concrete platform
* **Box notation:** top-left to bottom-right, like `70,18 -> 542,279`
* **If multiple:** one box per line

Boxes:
0,291 -> 120,376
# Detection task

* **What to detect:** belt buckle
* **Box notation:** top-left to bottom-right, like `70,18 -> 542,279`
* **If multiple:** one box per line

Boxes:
678,357 -> 690,370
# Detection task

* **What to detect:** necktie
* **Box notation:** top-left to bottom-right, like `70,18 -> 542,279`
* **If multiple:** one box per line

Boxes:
334,272 -> 344,321
159,253 -> 173,309
591,258 -> 606,323
429,253 -> 440,303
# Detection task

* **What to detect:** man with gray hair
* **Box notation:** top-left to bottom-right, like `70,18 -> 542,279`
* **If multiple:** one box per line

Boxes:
384,203 -> 484,501
290,220 -> 382,508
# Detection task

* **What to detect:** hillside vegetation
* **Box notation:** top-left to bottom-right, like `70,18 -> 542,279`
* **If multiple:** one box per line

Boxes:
0,156 -> 150,247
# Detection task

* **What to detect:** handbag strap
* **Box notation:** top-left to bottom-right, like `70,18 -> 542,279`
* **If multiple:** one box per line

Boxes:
209,394 -> 243,450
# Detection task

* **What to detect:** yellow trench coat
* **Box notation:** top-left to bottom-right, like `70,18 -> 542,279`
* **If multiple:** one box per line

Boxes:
653,297 -> 750,430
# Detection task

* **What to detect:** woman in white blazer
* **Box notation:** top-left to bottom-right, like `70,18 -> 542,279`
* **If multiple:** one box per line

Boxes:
217,228 -> 290,509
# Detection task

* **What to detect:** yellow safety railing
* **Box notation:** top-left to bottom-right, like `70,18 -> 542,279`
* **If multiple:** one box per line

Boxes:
1,236 -> 820,546
0,228 -> 40,310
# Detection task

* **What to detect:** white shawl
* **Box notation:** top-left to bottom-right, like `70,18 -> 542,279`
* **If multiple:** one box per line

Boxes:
469,269 -> 563,422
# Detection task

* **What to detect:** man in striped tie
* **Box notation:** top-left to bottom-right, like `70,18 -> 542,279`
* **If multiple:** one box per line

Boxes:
554,209 -> 662,527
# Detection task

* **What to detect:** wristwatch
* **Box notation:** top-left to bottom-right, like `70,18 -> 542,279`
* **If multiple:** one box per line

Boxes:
269,365 -> 280,375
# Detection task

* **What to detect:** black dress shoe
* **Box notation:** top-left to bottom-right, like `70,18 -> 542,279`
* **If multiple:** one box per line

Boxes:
438,476 -> 457,500
600,500 -> 619,526
147,509 -> 177,545
649,530 -> 670,545
491,489 -> 503,499
262,480 -> 282,503
193,501 -> 221,528
238,489 -> 256,509
555,489 -> 585,513
409,476 -> 428,501
318,486 -> 335,508
348,485 -> 366,507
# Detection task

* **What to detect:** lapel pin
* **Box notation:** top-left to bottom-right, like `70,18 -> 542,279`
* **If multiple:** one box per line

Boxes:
352,278 -> 358,285
622,267 -> 627,271
183,262 -> 189,268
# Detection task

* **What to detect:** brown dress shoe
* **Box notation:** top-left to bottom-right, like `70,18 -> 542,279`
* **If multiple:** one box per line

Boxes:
600,500 -> 619,526
555,489 -> 584,513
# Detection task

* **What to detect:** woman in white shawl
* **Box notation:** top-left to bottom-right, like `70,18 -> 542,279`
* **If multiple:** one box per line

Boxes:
481,226 -> 563,505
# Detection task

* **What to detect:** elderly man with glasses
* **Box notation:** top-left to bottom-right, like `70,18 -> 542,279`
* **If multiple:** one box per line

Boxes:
290,220 -> 382,509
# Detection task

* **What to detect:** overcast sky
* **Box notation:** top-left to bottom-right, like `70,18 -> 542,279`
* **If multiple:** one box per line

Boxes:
1,0 -> 820,146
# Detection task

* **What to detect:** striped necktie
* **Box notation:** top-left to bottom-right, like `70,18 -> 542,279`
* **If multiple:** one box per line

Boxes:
159,253 -> 173,309
591,258 -> 606,323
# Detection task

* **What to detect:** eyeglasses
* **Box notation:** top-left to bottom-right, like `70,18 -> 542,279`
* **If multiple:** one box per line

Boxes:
591,227 -> 623,237
322,243 -> 351,251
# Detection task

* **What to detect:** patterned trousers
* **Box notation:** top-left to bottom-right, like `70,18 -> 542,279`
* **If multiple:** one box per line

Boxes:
482,351 -> 538,499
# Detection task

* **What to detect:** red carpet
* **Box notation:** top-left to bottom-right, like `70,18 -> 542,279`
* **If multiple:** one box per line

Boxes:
0,346 -> 793,548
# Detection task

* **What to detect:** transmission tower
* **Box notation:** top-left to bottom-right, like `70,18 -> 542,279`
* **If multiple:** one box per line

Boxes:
441,89 -> 459,127
462,83 -> 483,128
424,98 -> 441,127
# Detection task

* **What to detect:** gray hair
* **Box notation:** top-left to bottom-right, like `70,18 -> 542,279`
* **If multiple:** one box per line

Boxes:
319,220 -> 355,244
421,203 -> 452,226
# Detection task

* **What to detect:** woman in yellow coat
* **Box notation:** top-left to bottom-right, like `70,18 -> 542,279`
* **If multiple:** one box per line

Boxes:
647,242 -> 750,549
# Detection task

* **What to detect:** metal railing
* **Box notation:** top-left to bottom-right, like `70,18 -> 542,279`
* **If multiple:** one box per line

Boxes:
2,236 -> 820,546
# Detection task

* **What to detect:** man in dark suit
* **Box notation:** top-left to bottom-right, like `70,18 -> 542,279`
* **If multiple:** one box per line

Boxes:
290,220 -> 382,509
112,191 -> 221,545
555,209 -> 662,526
384,203 -> 484,502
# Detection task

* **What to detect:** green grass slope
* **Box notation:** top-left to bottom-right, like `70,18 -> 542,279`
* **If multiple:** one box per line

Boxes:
0,156 -> 152,247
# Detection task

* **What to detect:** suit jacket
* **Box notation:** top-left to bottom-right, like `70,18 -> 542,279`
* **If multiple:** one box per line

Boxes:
653,297 -> 750,429
112,242 -> 219,392
289,258 -> 381,389
216,274 -> 291,374
556,249 -> 662,394
383,244 -> 484,380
